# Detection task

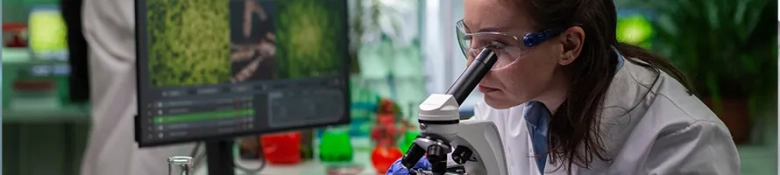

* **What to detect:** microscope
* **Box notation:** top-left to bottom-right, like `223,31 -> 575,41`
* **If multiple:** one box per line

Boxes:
401,48 -> 509,175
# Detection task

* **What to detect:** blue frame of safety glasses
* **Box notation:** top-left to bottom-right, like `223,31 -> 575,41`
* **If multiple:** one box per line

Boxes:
522,29 -> 562,47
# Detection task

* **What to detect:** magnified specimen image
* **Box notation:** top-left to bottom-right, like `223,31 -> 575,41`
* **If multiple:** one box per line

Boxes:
146,0 -> 232,87
275,0 -> 347,79
229,0 -> 277,83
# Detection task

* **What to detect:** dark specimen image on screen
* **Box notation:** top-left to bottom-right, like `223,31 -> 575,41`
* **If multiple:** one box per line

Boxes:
146,0 -> 232,87
229,0 -> 277,83
275,0 -> 347,79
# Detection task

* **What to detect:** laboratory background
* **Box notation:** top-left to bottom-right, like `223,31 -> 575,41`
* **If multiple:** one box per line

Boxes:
1,0 -> 777,174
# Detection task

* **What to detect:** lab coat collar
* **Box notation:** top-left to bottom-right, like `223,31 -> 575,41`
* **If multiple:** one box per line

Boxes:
597,53 -> 660,159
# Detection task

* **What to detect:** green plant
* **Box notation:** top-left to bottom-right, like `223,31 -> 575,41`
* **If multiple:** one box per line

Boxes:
638,0 -> 777,113
348,0 -> 419,74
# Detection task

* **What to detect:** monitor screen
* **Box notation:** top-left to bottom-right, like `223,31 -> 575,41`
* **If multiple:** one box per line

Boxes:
135,0 -> 350,147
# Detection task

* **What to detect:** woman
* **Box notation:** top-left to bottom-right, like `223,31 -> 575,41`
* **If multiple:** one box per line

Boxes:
388,0 -> 739,174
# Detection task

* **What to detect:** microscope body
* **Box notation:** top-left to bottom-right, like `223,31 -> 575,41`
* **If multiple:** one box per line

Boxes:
403,94 -> 509,175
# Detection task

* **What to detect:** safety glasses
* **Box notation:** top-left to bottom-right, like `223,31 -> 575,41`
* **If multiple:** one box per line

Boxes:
456,19 -> 561,70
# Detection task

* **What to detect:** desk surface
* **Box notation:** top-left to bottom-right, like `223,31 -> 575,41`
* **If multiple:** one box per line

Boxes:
194,151 -> 378,175
194,138 -> 380,175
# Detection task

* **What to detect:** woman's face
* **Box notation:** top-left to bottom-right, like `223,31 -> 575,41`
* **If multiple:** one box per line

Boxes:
463,0 -> 568,109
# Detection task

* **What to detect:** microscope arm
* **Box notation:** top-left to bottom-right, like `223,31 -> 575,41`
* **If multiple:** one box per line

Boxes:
450,119 -> 509,175
409,93 -> 509,175
407,118 -> 510,175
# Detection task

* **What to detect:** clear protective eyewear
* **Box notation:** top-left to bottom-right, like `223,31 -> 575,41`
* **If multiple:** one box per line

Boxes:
456,19 -> 562,70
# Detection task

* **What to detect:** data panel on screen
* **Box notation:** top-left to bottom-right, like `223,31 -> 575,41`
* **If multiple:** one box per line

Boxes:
135,0 -> 350,146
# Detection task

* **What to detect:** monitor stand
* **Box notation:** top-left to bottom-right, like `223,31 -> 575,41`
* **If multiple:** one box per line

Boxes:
206,140 -> 235,175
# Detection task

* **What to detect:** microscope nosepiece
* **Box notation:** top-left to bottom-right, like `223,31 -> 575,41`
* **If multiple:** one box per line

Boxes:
401,143 -> 427,169
426,145 -> 448,174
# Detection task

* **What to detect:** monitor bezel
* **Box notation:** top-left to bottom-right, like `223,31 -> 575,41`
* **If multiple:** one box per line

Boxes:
134,0 -> 352,147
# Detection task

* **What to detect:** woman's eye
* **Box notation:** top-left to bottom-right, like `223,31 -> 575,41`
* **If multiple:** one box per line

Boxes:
487,41 -> 507,49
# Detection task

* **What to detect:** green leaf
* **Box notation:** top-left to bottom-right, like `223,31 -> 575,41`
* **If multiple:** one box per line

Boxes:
705,73 -> 722,113
677,0 -> 702,19
654,15 -> 679,37
733,0 -> 748,26
704,0 -> 721,29
737,0 -> 767,42
739,55 -> 758,75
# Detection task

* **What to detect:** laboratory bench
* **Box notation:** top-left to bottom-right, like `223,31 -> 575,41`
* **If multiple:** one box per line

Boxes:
2,100 -> 778,175
195,138 -> 380,175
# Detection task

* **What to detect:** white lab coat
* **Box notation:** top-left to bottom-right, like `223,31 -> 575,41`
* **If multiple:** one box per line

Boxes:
472,57 -> 740,175
80,0 -> 194,175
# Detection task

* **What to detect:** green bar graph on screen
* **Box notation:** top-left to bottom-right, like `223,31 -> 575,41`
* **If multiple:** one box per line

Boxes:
153,109 -> 255,124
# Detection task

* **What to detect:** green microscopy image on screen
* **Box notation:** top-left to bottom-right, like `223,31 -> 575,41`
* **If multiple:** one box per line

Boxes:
146,0 -> 232,87
275,0 -> 347,79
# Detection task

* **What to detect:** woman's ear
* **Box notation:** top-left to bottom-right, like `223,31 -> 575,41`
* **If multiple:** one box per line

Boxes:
557,26 -> 585,66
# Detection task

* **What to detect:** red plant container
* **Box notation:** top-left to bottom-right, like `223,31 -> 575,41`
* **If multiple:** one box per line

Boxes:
260,131 -> 302,164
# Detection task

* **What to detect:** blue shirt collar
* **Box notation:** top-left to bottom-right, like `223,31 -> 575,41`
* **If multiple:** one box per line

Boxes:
613,46 -> 625,71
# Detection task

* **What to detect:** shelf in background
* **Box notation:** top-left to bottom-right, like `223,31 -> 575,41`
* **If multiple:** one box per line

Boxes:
3,48 -> 69,64
3,103 -> 91,123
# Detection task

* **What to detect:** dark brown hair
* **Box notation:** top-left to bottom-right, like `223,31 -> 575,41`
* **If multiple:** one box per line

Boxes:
502,0 -> 694,173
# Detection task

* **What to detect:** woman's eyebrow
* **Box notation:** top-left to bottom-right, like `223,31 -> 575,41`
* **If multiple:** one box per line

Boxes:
477,26 -> 508,33
462,19 -> 509,33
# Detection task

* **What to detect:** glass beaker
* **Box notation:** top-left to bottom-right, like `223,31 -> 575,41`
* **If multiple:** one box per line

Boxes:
168,156 -> 193,175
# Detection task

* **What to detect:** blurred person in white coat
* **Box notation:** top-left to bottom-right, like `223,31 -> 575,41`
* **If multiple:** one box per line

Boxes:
79,0 -> 194,175
388,0 -> 740,174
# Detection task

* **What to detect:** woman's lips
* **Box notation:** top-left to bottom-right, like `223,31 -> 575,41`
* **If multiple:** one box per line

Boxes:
478,85 -> 499,93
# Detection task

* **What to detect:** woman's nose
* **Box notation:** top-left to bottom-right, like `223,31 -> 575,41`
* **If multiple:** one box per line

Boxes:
480,70 -> 495,81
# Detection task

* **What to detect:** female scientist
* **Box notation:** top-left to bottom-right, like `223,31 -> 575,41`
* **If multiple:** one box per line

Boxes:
389,0 -> 740,174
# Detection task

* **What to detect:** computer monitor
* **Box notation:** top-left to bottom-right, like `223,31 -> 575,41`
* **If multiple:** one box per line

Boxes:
134,0 -> 350,150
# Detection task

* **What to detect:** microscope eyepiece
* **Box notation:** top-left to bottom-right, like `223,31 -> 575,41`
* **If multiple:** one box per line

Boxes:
446,48 -> 498,105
